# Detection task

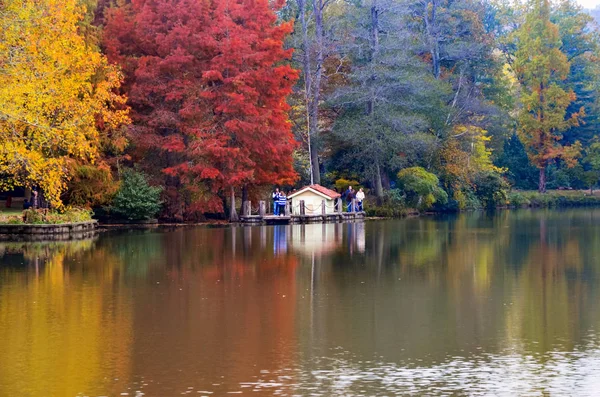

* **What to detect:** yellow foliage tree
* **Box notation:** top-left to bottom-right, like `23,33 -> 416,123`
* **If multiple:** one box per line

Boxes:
0,0 -> 129,207
440,124 -> 505,208
441,125 -> 504,182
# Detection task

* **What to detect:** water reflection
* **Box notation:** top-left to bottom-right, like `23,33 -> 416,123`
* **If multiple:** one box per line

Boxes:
1,210 -> 600,395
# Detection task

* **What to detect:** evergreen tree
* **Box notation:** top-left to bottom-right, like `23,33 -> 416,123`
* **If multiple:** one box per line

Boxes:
329,0 -> 441,198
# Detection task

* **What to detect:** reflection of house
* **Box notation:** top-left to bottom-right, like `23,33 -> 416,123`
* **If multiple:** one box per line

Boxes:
288,184 -> 341,215
288,223 -> 343,256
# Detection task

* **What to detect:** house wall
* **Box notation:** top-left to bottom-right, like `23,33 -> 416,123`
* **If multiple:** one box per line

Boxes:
290,191 -> 337,215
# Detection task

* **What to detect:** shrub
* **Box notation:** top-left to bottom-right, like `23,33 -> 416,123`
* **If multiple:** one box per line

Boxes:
397,167 -> 448,211
472,171 -> 510,209
64,163 -> 119,207
334,178 -> 360,192
18,208 -> 92,224
22,209 -> 45,224
507,192 -> 530,208
110,169 -> 162,220
365,188 -> 408,217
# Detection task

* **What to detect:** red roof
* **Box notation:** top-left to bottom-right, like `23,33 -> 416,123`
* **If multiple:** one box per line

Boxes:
289,184 -> 341,199
310,184 -> 341,199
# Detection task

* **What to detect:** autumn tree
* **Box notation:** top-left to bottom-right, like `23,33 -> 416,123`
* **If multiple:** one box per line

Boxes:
104,0 -> 298,220
514,0 -> 582,192
0,0 -> 129,207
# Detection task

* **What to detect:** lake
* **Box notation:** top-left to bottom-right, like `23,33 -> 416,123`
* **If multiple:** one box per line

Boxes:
1,209 -> 600,396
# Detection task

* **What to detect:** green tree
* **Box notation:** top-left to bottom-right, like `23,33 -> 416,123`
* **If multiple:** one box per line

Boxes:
495,133 -> 538,190
110,170 -> 162,221
513,0 -> 582,192
552,0 -> 600,148
472,171 -> 510,209
397,167 -> 448,210
330,0 -> 441,199
583,137 -> 600,193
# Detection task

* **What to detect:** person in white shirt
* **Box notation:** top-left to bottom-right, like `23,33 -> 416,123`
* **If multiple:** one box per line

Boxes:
356,188 -> 365,211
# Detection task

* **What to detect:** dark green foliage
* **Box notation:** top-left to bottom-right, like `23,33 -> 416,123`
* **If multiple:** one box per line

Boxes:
365,189 -> 411,217
507,192 -> 530,207
508,191 -> 600,208
552,0 -> 600,148
110,169 -> 162,220
582,137 -> 600,191
472,171 -> 510,208
496,134 -> 538,190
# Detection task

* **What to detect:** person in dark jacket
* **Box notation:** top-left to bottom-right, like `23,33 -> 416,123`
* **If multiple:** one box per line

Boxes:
345,186 -> 355,212
272,188 -> 280,215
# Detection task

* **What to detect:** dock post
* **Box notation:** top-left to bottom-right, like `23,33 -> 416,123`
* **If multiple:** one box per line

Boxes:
337,198 -> 342,214
230,187 -> 239,222
322,200 -> 326,216
300,200 -> 306,216
351,198 -> 356,213
259,201 -> 266,217
285,201 -> 291,216
242,201 -> 251,217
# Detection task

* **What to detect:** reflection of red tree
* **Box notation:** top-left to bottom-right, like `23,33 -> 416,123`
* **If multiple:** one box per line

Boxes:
135,250 -> 299,395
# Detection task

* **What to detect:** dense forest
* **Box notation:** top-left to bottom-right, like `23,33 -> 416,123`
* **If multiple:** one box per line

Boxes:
2,0 -> 600,220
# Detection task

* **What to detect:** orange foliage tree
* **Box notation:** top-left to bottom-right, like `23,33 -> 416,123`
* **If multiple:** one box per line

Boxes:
514,0 -> 583,192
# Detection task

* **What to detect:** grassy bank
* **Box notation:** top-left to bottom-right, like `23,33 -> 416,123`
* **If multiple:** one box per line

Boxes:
0,208 -> 93,225
364,189 -> 600,219
508,190 -> 600,208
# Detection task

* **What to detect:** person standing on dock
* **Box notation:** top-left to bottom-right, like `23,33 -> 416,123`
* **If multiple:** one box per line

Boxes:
345,186 -> 355,212
356,188 -> 365,211
277,191 -> 287,216
272,188 -> 280,215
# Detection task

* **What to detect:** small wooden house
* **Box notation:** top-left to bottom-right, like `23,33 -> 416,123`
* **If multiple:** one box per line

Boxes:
288,184 -> 341,215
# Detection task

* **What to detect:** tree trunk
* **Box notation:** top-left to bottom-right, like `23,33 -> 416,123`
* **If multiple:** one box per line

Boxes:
370,1 -> 379,55
299,0 -> 316,184
425,0 -> 440,79
309,0 -> 324,185
370,1 -> 383,201
538,166 -> 547,193
381,172 -> 390,190
229,186 -> 239,222
374,159 -> 384,199
242,185 -> 248,204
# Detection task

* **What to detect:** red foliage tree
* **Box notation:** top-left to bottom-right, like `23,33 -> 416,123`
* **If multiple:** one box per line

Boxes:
103,0 -> 298,220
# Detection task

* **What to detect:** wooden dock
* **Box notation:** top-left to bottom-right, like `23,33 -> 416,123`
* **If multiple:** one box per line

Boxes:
240,212 -> 365,225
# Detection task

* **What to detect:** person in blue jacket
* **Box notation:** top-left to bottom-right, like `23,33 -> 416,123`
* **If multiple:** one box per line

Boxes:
277,191 -> 288,216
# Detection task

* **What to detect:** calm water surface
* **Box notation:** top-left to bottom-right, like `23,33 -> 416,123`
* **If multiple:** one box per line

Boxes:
2,209 -> 600,396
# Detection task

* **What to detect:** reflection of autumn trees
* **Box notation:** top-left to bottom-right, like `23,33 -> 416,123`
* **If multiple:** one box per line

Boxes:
303,211 -> 600,363
503,210 -> 600,352
0,238 -> 133,396
128,226 -> 300,395
2,214 -> 600,394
